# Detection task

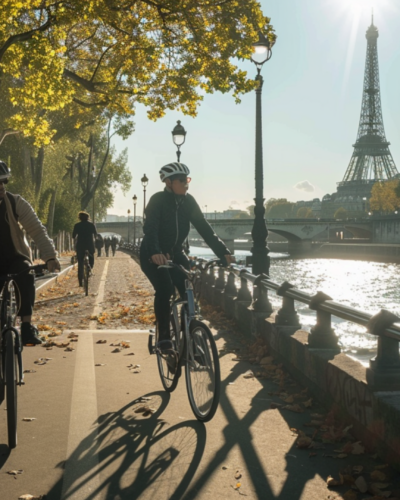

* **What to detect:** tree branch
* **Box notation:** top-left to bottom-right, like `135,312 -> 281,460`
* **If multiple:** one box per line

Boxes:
0,17 -> 53,64
0,128 -> 20,146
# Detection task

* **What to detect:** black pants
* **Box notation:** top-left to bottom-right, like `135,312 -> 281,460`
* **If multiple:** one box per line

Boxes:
140,248 -> 189,340
77,250 -> 94,285
0,258 -> 35,317
96,247 -> 102,257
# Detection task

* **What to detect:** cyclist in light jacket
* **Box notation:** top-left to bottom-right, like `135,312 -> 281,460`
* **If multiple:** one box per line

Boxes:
0,161 -> 61,345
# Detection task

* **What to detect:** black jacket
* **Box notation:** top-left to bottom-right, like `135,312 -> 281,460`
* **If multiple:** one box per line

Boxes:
141,189 -> 230,259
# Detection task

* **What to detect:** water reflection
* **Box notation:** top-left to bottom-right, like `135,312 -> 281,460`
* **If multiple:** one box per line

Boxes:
191,247 -> 400,366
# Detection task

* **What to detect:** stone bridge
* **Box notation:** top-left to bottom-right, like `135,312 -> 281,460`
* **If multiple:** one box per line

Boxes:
97,218 -> 374,255
189,219 -> 373,254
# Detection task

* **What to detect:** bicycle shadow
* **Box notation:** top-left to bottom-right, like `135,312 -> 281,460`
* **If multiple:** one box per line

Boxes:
46,390 -> 207,500
178,327 -> 348,499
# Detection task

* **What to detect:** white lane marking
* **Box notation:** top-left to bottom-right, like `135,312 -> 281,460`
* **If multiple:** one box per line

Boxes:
61,331 -> 100,500
61,261 -> 109,499
89,260 -> 109,330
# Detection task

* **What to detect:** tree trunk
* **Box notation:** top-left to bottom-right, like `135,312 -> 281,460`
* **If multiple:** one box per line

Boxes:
47,188 -> 58,237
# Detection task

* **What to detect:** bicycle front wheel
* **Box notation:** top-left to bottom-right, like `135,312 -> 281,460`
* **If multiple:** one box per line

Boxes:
83,264 -> 89,296
157,311 -> 183,393
185,320 -> 220,422
5,329 -> 18,448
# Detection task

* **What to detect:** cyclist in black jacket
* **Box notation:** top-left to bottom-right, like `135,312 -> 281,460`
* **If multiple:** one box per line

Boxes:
140,162 -> 235,352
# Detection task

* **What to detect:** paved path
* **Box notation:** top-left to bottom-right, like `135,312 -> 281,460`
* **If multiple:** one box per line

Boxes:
0,253 -> 397,500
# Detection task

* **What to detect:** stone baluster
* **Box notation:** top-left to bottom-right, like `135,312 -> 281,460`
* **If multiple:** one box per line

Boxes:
237,271 -> 252,302
252,274 -> 273,314
308,291 -> 340,350
275,281 -> 301,327
366,309 -> 400,390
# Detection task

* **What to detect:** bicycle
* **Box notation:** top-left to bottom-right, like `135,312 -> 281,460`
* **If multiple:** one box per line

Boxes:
148,259 -> 222,422
0,264 -> 50,449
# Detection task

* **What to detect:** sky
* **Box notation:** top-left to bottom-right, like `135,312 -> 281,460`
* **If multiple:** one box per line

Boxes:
109,0 -> 400,216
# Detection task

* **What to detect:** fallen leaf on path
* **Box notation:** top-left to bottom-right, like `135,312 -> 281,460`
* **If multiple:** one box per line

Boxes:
124,352 -> 135,356
7,470 -> 23,475
222,465 -> 229,470
284,404 -> 304,413
327,474 -> 344,487
335,453 -> 348,459
67,333 -> 78,338
352,465 -> 363,474
22,418 -> 36,422
96,340 -> 107,344
18,495 -> 44,500
235,471 -> 242,480
234,482 -> 241,490
34,359 -> 47,365
342,490 -> 358,500
370,470 -> 387,482
351,442 -> 365,455
23,370 -> 36,373
296,436 -> 312,449
95,363 -> 106,366
111,348 -> 121,353
354,476 -> 368,493
243,370 -> 254,379
65,347 -> 75,352
303,398 -> 313,408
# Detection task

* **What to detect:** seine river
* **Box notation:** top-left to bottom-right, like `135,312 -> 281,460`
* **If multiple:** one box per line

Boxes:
190,246 -> 400,366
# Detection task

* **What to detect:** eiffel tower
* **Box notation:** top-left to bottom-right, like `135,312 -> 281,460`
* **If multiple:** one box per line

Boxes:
336,16 -> 399,206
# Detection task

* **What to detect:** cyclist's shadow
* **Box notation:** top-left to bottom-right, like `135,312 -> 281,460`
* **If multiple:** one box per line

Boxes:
48,390 -> 207,500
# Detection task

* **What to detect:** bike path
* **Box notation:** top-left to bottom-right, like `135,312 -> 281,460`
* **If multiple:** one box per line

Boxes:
0,326 -> 378,500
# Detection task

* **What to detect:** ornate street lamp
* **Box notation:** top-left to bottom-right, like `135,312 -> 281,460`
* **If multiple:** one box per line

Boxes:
127,209 -> 131,243
132,194 -> 137,245
141,174 -> 149,220
172,120 -> 187,162
250,31 -> 273,277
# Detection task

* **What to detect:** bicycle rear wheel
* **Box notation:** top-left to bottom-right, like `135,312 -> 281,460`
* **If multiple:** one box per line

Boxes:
157,309 -> 184,393
185,320 -> 220,422
83,263 -> 89,296
5,329 -> 18,448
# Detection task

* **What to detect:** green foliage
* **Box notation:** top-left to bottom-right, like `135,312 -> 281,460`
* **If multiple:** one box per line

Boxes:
334,207 -> 348,219
0,1 -> 275,146
233,210 -> 253,219
265,198 -> 295,219
296,207 -> 313,218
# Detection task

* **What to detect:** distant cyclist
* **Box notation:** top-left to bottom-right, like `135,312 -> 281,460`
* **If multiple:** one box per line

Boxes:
111,235 -> 118,256
72,211 -> 97,287
140,162 -> 235,353
0,161 -> 61,345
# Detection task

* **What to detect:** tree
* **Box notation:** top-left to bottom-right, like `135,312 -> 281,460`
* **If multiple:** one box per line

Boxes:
334,207 -> 348,219
0,1 -> 275,146
265,198 -> 295,219
370,181 -> 400,214
296,207 -> 313,218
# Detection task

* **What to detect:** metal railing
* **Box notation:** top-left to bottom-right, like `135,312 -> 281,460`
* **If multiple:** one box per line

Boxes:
199,260 -> 400,387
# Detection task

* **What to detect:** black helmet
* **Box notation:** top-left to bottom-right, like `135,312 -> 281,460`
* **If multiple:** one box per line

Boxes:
0,161 -> 11,181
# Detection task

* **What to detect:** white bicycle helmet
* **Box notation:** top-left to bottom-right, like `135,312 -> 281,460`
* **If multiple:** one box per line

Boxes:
0,161 -> 11,181
159,162 -> 190,182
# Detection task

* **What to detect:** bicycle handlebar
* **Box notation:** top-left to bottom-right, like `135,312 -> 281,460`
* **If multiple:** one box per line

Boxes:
0,264 -> 56,281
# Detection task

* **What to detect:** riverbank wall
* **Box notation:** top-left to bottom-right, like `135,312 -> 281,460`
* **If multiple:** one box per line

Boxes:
200,274 -> 400,468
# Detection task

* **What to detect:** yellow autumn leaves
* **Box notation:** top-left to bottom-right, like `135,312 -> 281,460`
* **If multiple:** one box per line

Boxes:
0,1 -> 275,146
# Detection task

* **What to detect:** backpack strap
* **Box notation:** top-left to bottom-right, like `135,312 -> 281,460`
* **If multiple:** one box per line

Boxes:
6,192 -> 18,221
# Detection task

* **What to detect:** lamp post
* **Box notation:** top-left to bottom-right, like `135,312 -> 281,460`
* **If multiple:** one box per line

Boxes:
91,165 -> 96,223
250,31 -> 273,277
132,194 -> 137,245
141,174 -> 149,220
127,209 -> 131,243
205,205 -> 208,219
172,120 -> 187,162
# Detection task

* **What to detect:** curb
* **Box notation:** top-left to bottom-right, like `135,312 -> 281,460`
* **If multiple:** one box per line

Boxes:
36,264 -> 75,293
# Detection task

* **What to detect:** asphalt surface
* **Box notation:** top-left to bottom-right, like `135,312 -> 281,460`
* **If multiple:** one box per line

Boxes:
1,252 -> 398,500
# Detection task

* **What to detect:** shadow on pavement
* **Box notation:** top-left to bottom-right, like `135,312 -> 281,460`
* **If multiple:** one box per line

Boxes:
0,443 -> 10,469
47,390 -> 207,500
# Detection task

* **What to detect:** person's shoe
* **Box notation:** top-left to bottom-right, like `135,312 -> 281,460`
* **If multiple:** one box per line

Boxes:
156,339 -> 174,353
21,323 -> 43,346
